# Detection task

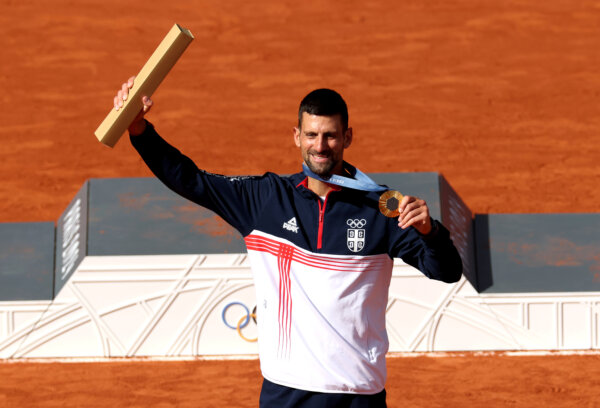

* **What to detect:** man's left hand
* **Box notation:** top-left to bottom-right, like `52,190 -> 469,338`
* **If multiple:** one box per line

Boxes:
398,195 -> 432,235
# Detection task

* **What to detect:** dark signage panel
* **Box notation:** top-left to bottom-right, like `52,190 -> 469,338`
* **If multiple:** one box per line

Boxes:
439,175 -> 476,290
86,178 -> 247,256
0,222 -> 55,301
476,213 -> 600,293
54,182 -> 89,297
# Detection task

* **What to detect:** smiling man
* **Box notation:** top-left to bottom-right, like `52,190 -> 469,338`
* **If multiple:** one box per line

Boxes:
294,91 -> 352,184
115,81 -> 463,407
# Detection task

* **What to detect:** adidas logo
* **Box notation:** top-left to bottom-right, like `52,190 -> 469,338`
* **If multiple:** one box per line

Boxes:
283,217 -> 299,233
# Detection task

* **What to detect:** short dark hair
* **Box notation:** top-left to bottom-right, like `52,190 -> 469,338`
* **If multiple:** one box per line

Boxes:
298,88 -> 348,131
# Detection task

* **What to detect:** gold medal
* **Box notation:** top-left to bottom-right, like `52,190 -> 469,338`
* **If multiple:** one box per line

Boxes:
379,190 -> 403,218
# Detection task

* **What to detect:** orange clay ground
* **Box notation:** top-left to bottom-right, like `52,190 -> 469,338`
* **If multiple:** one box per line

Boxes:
1,354 -> 600,407
0,0 -> 599,406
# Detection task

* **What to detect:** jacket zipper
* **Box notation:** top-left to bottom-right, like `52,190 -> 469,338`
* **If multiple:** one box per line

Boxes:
317,192 -> 332,250
297,176 -> 339,250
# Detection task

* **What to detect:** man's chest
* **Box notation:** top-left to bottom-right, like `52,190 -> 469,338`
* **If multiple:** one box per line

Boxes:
254,193 -> 390,255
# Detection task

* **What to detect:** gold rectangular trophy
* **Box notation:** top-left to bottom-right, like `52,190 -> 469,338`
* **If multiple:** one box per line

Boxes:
95,24 -> 194,147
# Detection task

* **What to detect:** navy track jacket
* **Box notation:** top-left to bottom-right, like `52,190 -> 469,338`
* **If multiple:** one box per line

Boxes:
131,122 -> 462,394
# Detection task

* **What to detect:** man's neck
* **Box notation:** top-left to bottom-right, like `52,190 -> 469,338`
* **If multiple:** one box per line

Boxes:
304,162 -> 347,197
307,177 -> 337,197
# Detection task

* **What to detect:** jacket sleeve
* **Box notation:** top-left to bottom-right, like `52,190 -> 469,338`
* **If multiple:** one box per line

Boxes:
129,121 -> 273,237
389,219 -> 463,283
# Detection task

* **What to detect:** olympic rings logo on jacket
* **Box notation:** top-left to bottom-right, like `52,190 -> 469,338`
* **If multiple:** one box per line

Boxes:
346,219 -> 367,228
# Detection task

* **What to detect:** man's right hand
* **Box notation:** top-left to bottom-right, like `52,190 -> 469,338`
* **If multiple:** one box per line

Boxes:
114,76 -> 153,136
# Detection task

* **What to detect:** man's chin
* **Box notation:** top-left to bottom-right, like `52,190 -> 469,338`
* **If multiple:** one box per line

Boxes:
307,164 -> 334,178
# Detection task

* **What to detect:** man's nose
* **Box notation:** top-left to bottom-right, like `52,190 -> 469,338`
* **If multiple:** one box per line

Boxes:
314,135 -> 328,151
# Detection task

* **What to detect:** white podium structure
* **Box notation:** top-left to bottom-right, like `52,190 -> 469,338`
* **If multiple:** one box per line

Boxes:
1,176 -> 599,358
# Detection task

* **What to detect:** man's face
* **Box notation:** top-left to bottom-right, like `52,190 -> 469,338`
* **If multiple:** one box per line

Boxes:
294,112 -> 353,177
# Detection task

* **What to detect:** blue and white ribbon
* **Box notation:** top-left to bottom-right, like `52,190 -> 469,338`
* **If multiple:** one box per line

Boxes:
302,161 -> 387,192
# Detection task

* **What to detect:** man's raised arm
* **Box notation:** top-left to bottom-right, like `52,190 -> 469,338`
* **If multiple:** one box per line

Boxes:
109,78 -> 269,237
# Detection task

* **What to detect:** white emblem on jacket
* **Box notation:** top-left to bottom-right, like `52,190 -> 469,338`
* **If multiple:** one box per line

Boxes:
346,219 -> 366,252
283,217 -> 299,233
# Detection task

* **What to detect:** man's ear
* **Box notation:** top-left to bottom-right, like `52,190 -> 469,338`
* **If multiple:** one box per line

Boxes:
293,127 -> 301,147
343,127 -> 353,149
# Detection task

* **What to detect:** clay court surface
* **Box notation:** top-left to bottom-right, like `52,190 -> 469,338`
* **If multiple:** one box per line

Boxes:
0,353 -> 599,407
1,0 -> 599,406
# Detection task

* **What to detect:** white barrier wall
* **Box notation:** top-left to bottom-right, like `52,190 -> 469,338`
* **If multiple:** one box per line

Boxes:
2,254 -> 599,359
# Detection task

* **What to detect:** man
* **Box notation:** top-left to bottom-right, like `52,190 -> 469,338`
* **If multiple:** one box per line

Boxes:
114,77 -> 463,407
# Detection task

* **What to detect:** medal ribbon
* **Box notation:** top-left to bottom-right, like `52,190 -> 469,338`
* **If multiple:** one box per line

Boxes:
302,161 -> 387,192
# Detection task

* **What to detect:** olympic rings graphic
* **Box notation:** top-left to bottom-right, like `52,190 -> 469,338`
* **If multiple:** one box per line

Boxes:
221,302 -> 258,343
346,218 -> 367,228
236,313 -> 257,342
